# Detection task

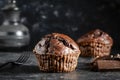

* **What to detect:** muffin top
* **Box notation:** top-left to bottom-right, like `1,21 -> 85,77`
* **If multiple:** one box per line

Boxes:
33,33 -> 80,55
77,29 -> 113,45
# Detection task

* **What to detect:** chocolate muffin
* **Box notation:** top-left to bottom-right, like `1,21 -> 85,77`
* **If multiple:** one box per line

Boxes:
33,33 -> 80,72
77,29 -> 113,57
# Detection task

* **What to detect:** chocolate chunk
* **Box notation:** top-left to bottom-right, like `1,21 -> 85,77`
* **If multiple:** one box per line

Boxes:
91,60 -> 120,71
91,54 -> 120,71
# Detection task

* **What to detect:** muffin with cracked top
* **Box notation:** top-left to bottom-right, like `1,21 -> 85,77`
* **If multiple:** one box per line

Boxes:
33,33 -> 80,72
77,29 -> 113,57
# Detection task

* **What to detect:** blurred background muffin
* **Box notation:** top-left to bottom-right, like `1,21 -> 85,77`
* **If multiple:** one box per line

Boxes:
77,29 -> 113,57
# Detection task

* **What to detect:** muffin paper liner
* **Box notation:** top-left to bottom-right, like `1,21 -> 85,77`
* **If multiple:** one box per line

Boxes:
79,42 -> 112,57
34,53 -> 80,72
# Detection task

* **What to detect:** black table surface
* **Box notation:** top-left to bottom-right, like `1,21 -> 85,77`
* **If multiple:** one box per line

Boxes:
0,51 -> 120,80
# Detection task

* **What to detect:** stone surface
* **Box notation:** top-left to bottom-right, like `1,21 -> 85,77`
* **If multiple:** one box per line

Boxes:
0,52 -> 120,80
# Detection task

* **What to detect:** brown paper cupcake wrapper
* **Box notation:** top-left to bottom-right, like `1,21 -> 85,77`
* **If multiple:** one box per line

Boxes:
79,42 -> 112,57
34,53 -> 80,72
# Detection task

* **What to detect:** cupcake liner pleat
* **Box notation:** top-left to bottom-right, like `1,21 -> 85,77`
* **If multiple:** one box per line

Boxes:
35,53 -> 79,72
79,42 -> 112,57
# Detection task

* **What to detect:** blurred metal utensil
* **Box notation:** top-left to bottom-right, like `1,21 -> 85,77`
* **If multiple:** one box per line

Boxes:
0,51 -> 30,69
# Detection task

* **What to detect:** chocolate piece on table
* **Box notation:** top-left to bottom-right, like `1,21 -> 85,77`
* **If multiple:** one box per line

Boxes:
91,54 -> 120,71
92,60 -> 120,71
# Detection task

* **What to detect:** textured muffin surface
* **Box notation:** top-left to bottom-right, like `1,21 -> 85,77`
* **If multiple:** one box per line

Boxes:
77,29 -> 113,45
34,33 -> 80,55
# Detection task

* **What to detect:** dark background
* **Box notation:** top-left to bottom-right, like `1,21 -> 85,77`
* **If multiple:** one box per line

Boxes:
0,0 -> 120,52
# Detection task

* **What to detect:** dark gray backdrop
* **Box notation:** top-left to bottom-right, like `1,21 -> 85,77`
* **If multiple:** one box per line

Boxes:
0,0 -> 120,52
